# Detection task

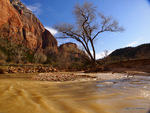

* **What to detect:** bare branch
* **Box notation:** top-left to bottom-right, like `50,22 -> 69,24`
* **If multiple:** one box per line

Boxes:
53,2 -> 124,66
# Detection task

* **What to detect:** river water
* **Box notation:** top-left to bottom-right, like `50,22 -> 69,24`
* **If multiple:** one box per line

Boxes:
0,73 -> 150,113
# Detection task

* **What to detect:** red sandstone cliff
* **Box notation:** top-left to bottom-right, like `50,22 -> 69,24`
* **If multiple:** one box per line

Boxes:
0,0 -> 58,53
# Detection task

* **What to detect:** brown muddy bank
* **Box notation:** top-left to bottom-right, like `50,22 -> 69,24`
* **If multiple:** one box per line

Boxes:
103,58 -> 150,73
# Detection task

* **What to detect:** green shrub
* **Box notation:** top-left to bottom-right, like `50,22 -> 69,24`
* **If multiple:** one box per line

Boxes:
34,52 -> 47,64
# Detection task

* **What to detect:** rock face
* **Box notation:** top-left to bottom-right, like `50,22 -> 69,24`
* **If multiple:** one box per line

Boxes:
42,29 -> 58,52
58,42 -> 85,60
0,0 -> 58,52
59,42 -> 78,52
59,42 -> 78,57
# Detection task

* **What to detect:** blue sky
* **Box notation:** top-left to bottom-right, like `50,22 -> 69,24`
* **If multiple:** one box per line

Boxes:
21,0 -> 150,59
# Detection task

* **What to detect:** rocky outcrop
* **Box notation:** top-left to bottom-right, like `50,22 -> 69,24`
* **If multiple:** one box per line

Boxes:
42,29 -> 58,53
0,0 -> 58,52
0,0 -> 22,40
59,42 -> 78,52
58,42 -> 82,58
58,42 -> 86,63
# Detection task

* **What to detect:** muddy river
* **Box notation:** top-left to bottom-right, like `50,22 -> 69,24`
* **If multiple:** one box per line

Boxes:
0,73 -> 150,113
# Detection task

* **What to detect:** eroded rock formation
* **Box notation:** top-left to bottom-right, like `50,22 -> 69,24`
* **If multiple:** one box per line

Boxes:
0,0 -> 58,53
58,42 -> 85,60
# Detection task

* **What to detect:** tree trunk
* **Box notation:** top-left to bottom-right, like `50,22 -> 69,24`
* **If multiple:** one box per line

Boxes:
89,57 -> 96,68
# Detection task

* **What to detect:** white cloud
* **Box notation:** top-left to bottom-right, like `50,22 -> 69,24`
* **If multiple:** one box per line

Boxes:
27,3 -> 42,15
57,39 -> 71,45
45,26 -> 58,36
89,50 -> 112,59
96,51 -> 112,59
125,38 -> 143,47
96,52 -> 104,59
125,41 -> 139,47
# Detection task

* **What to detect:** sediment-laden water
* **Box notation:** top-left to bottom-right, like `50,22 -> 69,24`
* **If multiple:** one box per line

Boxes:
0,73 -> 150,113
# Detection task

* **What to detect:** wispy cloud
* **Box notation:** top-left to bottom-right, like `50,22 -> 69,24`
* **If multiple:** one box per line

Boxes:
96,51 -> 112,59
125,38 -> 143,47
89,50 -> 112,59
45,26 -> 58,36
57,39 -> 72,46
96,52 -> 104,59
26,3 -> 42,15
126,41 -> 139,47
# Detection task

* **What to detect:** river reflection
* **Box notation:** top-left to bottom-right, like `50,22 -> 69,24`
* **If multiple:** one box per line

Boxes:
0,73 -> 150,113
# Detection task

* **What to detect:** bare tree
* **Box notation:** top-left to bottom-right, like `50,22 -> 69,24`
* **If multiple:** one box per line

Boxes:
54,2 -> 124,66
102,50 -> 109,58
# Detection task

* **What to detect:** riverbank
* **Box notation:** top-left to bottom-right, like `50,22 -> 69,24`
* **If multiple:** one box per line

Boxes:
0,64 -> 150,82
102,58 -> 150,73
0,66 -> 58,74
1,68 -> 150,82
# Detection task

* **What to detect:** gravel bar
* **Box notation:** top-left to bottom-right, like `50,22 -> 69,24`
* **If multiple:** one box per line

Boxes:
31,73 -> 97,82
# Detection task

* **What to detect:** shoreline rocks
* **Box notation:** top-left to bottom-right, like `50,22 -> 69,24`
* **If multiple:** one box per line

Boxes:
31,73 -> 97,82
0,66 -> 58,74
0,68 -> 4,74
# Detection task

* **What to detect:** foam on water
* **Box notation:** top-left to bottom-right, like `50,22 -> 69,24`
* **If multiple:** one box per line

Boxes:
141,90 -> 150,100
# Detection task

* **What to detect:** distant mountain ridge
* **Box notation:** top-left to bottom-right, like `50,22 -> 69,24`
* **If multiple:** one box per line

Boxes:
109,43 -> 150,60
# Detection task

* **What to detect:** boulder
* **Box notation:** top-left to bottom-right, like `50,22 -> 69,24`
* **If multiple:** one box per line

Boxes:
0,68 -> 4,74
